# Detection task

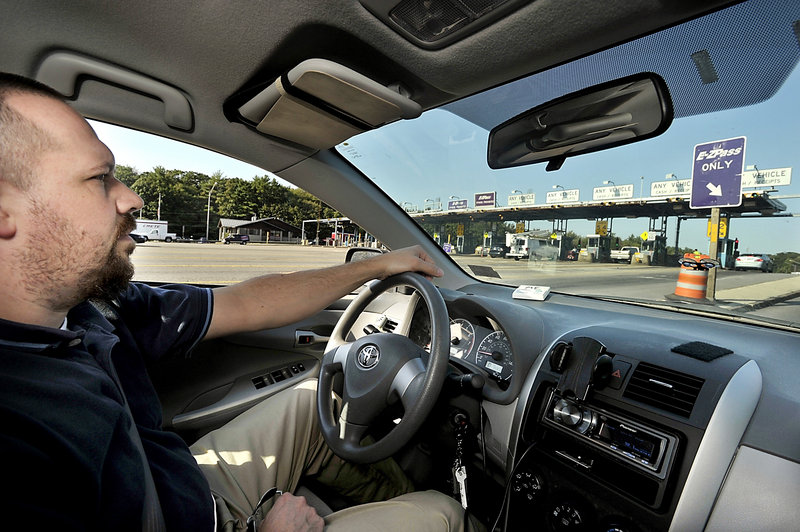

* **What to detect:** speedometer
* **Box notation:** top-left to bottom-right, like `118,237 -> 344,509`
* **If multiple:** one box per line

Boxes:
476,331 -> 513,381
449,318 -> 475,359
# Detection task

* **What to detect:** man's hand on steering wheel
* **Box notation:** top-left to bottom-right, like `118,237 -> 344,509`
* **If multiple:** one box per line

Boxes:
367,245 -> 444,280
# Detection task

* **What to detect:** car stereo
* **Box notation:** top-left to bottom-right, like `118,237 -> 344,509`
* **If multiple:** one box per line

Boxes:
543,392 -> 678,478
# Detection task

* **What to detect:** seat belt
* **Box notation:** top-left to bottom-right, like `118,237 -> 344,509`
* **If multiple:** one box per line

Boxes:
107,356 -> 168,532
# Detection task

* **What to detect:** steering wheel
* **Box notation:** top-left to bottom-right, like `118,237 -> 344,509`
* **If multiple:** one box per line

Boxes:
317,272 -> 450,464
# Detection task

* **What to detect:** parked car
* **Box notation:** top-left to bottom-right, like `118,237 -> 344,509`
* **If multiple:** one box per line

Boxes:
735,253 -> 774,272
488,245 -> 510,258
3,1 -> 798,531
223,234 -> 249,245
129,233 -> 148,243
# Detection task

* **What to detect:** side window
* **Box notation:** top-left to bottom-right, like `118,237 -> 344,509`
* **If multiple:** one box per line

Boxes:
92,122 -> 375,284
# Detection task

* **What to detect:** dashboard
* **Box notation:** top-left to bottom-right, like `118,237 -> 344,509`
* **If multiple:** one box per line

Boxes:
397,282 -> 800,531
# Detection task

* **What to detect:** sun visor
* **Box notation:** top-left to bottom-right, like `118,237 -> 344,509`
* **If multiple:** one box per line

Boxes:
238,59 -> 421,150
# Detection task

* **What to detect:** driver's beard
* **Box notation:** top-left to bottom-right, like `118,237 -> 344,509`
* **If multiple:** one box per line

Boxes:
15,198 -> 137,310
77,212 -> 137,301
77,231 -> 136,301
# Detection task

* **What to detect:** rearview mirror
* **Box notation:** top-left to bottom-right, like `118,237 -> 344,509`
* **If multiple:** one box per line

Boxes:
487,73 -> 673,171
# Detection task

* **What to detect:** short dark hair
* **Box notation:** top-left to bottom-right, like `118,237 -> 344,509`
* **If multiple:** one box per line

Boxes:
0,73 -> 65,190
0,72 -> 65,101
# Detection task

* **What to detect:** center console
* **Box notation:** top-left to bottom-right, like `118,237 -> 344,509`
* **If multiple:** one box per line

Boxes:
504,335 -> 729,532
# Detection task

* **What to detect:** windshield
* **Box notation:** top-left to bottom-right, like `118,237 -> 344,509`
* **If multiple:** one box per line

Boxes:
336,0 -> 800,329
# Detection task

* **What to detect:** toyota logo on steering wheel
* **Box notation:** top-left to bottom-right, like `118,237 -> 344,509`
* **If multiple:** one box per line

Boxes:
357,344 -> 380,369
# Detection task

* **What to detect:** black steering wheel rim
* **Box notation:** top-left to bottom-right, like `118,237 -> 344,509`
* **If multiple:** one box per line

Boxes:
317,272 -> 450,464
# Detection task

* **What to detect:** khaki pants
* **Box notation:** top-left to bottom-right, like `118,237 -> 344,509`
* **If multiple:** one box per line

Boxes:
191,379 -> 465,531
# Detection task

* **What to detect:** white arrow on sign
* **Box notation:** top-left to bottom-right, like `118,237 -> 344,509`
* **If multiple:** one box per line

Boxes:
706,183 -> 722,196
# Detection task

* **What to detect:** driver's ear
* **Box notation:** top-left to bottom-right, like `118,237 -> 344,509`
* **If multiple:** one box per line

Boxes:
0,183 -> 19,239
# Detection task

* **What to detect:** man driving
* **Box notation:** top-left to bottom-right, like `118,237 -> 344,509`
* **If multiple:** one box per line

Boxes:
0,73 -> 466,531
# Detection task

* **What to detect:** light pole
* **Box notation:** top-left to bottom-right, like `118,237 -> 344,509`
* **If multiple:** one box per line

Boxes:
205,180 -> 218,241
603,179 -> 615,186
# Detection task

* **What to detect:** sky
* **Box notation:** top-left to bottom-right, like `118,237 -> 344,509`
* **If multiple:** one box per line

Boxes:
89,80 -> 798,256
89,120 -> 287,185
336,94 -> 800,255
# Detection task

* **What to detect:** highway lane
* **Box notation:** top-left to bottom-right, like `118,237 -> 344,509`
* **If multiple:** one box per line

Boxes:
130,243 -> 797,315
131,242 -> 350,284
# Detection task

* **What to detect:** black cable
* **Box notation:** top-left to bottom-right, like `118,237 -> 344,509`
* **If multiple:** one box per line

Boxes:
490,440 -> 538,532
479,406 -> 487,473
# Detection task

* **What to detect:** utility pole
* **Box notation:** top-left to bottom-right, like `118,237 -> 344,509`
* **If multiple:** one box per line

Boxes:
706,207 -> 721,300
205,181 -> 218,241
315,199 -> 322,245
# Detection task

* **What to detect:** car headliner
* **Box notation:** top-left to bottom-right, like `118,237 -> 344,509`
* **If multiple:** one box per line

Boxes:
0,0 -> 736,174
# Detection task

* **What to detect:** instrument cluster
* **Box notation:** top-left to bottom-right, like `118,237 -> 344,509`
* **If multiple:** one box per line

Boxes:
449,318 -> 514,383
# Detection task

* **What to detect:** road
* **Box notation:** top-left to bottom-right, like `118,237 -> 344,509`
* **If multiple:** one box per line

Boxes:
130,243 -> 800,325
131,242 -> 350,285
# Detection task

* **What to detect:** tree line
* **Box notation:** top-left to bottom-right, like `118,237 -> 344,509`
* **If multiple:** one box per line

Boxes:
116,165 -> 341,239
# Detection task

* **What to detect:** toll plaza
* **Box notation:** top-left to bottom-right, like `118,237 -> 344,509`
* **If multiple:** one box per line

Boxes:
410,189 -> 788,266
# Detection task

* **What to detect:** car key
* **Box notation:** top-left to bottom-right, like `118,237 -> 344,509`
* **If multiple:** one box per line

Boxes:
454,464 -> 468,509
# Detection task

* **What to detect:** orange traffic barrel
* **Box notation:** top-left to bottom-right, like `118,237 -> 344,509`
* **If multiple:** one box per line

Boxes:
674,266 -> 708,299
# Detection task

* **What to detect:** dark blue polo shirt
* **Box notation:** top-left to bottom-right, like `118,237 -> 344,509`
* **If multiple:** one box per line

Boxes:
0,283 -> 215,531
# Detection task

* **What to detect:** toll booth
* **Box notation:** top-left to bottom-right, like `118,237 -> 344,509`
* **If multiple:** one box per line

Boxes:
641,235 -> 667,266
718,237 -> 737,269
582,234 -> 612,262
559,234 -> 575,260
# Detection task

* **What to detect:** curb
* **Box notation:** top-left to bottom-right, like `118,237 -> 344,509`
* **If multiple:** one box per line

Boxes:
725,289 -> 800,312
664,290 -> 800,311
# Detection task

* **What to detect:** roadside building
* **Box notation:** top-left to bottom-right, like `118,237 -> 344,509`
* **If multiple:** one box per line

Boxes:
218,217 -> 302,243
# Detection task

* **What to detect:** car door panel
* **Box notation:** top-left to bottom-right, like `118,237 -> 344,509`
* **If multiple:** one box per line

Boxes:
150,306 -> 343,442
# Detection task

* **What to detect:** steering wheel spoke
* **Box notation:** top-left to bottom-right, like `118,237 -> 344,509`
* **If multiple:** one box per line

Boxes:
322,343 -> 350,368
338,418 -> 369,447
390,358 -> 426,410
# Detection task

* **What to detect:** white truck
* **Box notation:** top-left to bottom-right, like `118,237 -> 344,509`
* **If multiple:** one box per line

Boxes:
610,246 -> 639,263
134,219 -> 177,242
506,232 -> 559,261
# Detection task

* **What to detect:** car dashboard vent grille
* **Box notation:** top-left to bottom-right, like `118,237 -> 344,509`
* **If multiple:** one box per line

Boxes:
623,362 -> 704,417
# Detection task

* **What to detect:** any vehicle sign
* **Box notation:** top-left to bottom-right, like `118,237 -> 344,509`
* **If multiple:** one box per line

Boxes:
650,179 -> 691,197
741,167 -> 792,188
592,184 -> 634,201
545,189 -> 580,203
690,136 -> 745,209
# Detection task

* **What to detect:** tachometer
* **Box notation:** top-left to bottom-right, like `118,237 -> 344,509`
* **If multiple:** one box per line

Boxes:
449,318 -> 475,360
476,331 -> 513,381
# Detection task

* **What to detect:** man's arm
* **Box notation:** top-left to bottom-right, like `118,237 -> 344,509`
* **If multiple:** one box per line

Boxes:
205,245 -> 443,340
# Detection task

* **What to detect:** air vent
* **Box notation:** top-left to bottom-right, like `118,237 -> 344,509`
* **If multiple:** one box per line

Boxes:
383,319 -> 398,333
623,362 -> 704,417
